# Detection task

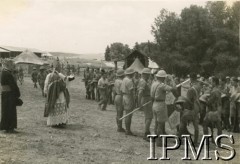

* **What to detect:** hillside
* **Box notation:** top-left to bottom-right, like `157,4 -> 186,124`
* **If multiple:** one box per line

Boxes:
50,52 -> 104,60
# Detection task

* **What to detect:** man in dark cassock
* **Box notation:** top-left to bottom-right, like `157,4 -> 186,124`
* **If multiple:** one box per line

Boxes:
0,59 -> 21,133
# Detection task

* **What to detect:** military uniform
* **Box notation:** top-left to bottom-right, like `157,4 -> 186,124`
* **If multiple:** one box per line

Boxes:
203,86 -> 222,143
138,76 -> 152,138
84,69 -> 91,99
230,85 -> 240,132
151,71 -> 173,146
133,75 -> 140,108
220,83 -> 230,130
185,84 -> 201,144
108,71 -> 115,104
93,70 -> 101,101
121,70 -> 135,135
114,70 -> 124,132
31,69 -> 38,88
89,70 -> 95,100
98,76 -> 109,110
37,69 -> 47,96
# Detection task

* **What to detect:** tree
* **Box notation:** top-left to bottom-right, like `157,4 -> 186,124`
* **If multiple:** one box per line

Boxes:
150,2 -> 240,76
104,43 -> 131,62
104,46 -> 111,61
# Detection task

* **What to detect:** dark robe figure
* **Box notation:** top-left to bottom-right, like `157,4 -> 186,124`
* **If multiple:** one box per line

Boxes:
0,62 -> 20,133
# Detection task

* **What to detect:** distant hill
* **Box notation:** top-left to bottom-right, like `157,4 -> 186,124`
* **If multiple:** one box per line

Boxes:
50,52 -> 104,60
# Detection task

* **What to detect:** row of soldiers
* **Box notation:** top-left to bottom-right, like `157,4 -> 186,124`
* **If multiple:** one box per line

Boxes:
83,67 -> 116,104
95,67 -> 240,146
84,67 -> 145,108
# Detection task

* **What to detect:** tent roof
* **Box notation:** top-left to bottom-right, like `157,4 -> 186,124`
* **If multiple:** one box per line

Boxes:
0,46 -> 43,53
125,50 -> 148,59
148,59 -> 159,69
127,58 -> 145,73
42,52 -> 53,57
13,49 -> 44,65
0,48 -> 9,52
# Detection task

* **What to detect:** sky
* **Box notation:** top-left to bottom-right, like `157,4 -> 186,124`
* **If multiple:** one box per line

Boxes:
0,0 -> 234,54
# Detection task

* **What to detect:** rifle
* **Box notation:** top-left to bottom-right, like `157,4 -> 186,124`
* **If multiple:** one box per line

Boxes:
119,101 -> 152,120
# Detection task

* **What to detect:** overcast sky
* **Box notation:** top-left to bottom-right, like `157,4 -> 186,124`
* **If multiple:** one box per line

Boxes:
0,0 -> 233,54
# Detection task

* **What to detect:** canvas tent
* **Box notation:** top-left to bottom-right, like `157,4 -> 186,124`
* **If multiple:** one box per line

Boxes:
124,50 -> 148,68
127,58 -> 145,73
14,49 -> 44,65
14,49 -> 44,74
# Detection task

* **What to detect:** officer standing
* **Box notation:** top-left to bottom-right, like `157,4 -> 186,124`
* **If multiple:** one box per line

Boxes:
150,70 -> 175,146
114,69 -> 125,132
121,68 -> 135,135
138,68 -> 152,141
186,73 -> 202,145
98,70 -> 109,111
203,77 -> 222,144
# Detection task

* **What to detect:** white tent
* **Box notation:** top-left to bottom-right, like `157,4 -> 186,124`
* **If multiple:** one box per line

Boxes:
42,52 -> 53,57
127,58 -> 145,73
148,59 -> 159,69
14,49 -> 44,65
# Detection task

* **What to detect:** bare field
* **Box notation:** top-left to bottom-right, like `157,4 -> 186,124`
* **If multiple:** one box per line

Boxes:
0,77 -> 239,164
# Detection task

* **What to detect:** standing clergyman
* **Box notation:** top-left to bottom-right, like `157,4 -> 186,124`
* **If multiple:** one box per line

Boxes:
0,59 -> 21,133
44,59 -> 75,128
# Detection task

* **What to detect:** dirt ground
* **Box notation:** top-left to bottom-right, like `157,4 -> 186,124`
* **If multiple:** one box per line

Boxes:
0,76 -> 239,164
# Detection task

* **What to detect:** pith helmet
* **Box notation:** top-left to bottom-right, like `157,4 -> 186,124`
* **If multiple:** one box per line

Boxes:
116,69 -> 124,77
141,68 -> 151,74
155,70 -> 167,78
124,68 -> 135,75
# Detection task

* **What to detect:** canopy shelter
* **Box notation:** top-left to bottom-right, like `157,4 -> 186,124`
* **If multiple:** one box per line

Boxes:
0,48 -> 10,58
42,52 -> 53,57
127,58 -> 145,73
124,50 -> 148,68
14,49 -> 44,65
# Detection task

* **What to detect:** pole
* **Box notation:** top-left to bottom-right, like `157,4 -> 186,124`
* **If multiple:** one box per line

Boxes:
119,101 -> 152,120
176,79 -> 190,88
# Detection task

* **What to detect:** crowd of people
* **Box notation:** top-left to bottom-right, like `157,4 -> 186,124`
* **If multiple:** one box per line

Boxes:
84,66 -> 240,146
1,58 -> 240,148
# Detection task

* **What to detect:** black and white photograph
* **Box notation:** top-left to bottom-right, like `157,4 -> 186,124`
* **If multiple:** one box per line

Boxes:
0,0 -> 239,163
